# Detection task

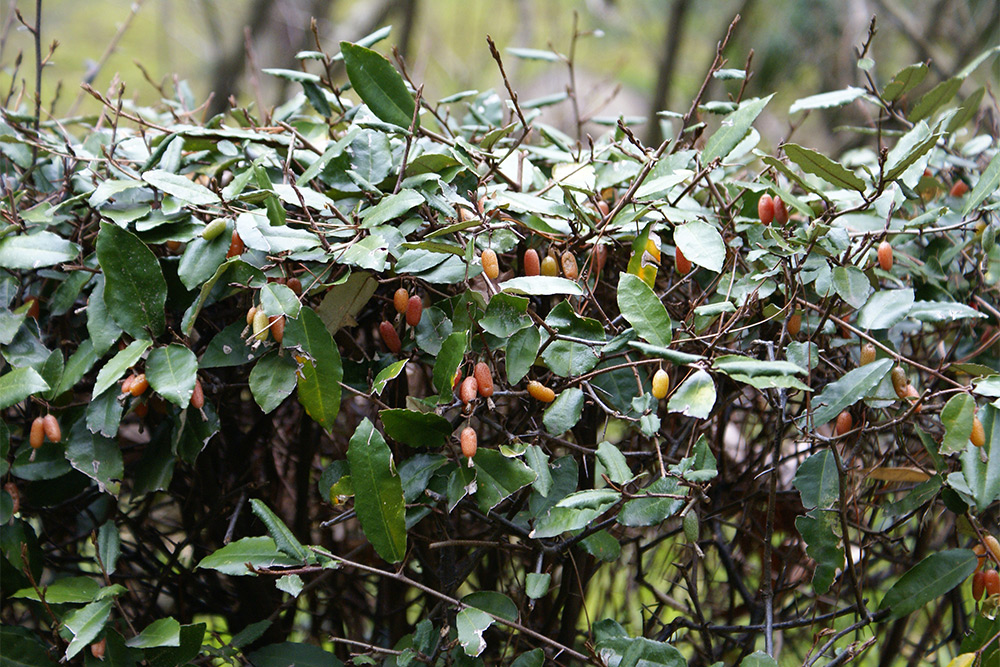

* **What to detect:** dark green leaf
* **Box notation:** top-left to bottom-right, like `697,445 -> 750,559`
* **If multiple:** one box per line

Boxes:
285,307 -> 342,430
962,151 -> 1000,217
472,448 -> 536,513
542,387 -> 585,435
250,499 -> 310,562
340,42 -> 417,129
883,63 -> 928,102
66,418 -> 123,496
146,344 -> 198,407
784,143 -> 866,192
810,358 -> 892,426
480,293 -> 531,338
0,230 -> 80,270
348,418 -> 406,563
96,223 -> 167,338
703,95 -> 773,162
793,450 -> 840,510
879,549 -> 977,620
616,273 -> 671,346
907,77 -> 962,122
249,643 -> 343,667
197,536 -> 302,576
380,408 -> 454,448
249,352 -> 298,414
0,367 -> 49,409
506,326 -> 540,384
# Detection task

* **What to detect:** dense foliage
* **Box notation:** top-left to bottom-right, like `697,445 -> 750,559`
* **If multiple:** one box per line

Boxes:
1,22 -> 999,667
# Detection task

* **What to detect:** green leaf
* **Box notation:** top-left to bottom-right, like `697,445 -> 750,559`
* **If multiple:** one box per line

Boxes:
66,419 -> 124,496
789,87 -> 866,114
542,387 -> 585,435
783,143 -> 866,192
348,418 -> 406,563
249,642 -> 343,667
480,293 -> 531,338
962,151 -> 1000,217
340,41 -> 417,129
142,169 -> 220,205
87,275 -> 122,355
857,288 -> 914,330
712,355 -> 811,391
703,95 -> 773,162
432,330 -> 467,397
146,344 -> 198,407
359,190 -> 424,227
909,301 -> 987,323
260,282 -> 301,319
832,265 -> 871,309
796,509 -> 844,594
907,77 -> 962,122
380,408 -> 454,448
0,367 -> 49,409
506,326 -> 540,384
63,598 -> 113,660
616,273 -> 671,347
97,520 -> 121,575
0,626 -> 57,665
472,448 -> 536,513
740,651 -> 779,667
958,404 -> 1000,511
674,221 -> 726,273
525,573 -> 551,599
463,590 -> 518,622
879,549 -> 977,620
810,358 -> 892,426
92,339 -> 151,399
456,607 -> 493,657
177,231 -> 229,290
793,450 -> 840,510
250,499 -> 310,562
144,622 -> 206,667
96,222 -> 167,338
883,62 -> 928,102
667,369 -> 716,419
52,340 -> 98,398
0,230 -> 80,270
11,575 -> 100,603
126,618 -> 181,648
941,394 -> 976,455
596,441 -> 632,485
249,352 -> 298,414
285,307 -> 342,430
372,359 -> 407,396
197,536 -> 302,576
884,121 -> 940,183
499,276 -> 585,296
525,445 -> 552,497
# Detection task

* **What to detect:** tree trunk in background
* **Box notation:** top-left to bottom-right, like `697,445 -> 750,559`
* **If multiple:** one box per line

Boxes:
396,0 -> 419,61
646,0 -> 689,146
207,0 -> 274,117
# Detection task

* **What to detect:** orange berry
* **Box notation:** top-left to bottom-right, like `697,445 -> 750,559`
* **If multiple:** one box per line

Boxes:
758,194 -> 775,225
130,373 -> 149,397
90,638 -> 106,660
523,249 -> 540,276
675,248 -> 691,275
773,196 -> 788,225
592,244 -> 607,276
285,277 -> 303,295
42,414 -> 61,443
29,417 -> 45,449
406,296 -> 423,327
986,535 -> 1000,565
121,374 -> 136,395
985,570 -> 1000,597
971,415 -> 985,448
877,241 -> 893,271
166,240 -> 183,253
191,379 -> 205,409
246,305 -> 258,326
226,231 -> 245,258
459,376 -> 479,405
393,288 -> 409,314
860,342 -> 876,366
24,297 -> 40,319
596,199 -> 610,217
973,571 -> 986,600
474,362 -> 494,398
903,384 -> 922,413
950,180 -> 969,197
269,315 -> 285,344
974,543 -> 987,571
4,482 -> 19,516
787,312 -> 802,337
560,251 -> 579,280
835,410 -> 853,436
460,427 -> 478,458
379,321 -> 401,354
527,381 -> 556,403
133,401 -> 148,418
481,249 -> 500,280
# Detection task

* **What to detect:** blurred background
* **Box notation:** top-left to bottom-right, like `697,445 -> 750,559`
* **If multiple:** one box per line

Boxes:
1,0 -> 998,152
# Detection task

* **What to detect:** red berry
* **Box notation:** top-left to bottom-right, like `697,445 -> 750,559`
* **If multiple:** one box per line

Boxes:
675,248 -> 691,275
773,196 -> 788,225
523,249 -> 540,276
406,296 -> 423,327
474,362 -> 494,398
460,427 -> 478,458
379,321 -> 401,354
877,241 -> 893,271
758,194 -> 775,225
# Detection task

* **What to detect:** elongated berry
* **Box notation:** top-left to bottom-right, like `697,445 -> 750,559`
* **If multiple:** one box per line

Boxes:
561,251 -> 579,280
541,255 -> 558,276
675,248 -> 691,275
787,312 -> 802,336
121,374 -> 136,395
202,218 -> 227,240
252,309 -> 270,341
527,380 -> 556,403
191,379 -> 205,409
130,373 -> 149,397
246,305 -> 258,326
393,288 -> 409,314
903,384 -> 922,412
758,194 -> 775,225
42,414 -> 61,443
974,544 -> 987,571
24,297 -> 40,319
29,417 -> 45,449
877,241 -> 893,271
524,249 -> 540,276
379,321 -> 401,354
986,570 -> 1000,597
481,249 -> 500,280
950,180 -> 969,197
474,362 -> 494,398
651,369 -> 669,399
226,231 -> 245,258
891,367 -> 908,399
835,410 -> 853,435
90,638 -> 107,660
592,244 -> 607,276
406,296 -> 423,327
285,277 -> 302,295
773,196 -> 788,225
4,482 -> 19,516
459,376 -> 479,405
973,571 -> 986,600
269,315 -> 285,344
971,415 -> 985,448
860,342 -> 876,366
986,535 -> 1000,565
460,427 -> 478,458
